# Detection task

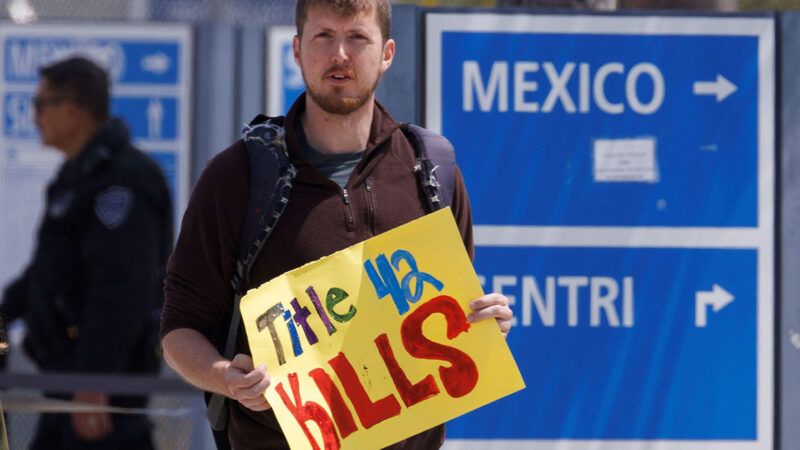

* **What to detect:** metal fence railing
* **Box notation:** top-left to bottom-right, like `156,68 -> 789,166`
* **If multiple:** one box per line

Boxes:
0,333 -> 208,450
1,324 -> 208,450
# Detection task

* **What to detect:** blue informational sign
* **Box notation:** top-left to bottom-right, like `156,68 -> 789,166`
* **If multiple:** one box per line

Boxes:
443,32 -> 757,227
0,25 -> 191,289
3,92 -> 35,138
427,13 -> 774,450
457,246 -> 757,439
267,26 -> 304,116
3,38 -> 180,85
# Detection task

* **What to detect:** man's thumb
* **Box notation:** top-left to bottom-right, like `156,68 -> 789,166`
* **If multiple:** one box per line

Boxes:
230,353 -> 254,371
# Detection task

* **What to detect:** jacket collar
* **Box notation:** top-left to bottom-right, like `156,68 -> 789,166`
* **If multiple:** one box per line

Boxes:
284,92 -> 401,162
60,118 -> 130,183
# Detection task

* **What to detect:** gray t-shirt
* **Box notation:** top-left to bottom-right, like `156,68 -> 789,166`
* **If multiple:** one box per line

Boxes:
297,122 -> 364,189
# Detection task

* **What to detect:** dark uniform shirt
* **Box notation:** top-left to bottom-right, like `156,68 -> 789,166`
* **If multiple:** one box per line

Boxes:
1,118 -> 172,408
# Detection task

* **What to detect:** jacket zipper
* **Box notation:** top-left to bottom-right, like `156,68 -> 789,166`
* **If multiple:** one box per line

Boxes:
365,177 -> 375,235
342,188 -> 355,231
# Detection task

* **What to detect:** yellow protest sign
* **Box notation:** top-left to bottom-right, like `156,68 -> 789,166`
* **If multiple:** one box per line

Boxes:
240,208 -> 525,450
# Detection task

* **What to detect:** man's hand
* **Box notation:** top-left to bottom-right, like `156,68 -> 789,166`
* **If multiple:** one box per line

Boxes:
71,392 -> 112,442
225,354 -> 271,411
468,293 -> 513,338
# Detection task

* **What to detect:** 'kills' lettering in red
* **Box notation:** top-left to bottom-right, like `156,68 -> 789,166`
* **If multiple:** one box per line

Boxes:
274,295 -> 480,449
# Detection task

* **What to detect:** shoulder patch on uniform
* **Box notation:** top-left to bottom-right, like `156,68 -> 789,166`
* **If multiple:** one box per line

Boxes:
94,186 -> 133,230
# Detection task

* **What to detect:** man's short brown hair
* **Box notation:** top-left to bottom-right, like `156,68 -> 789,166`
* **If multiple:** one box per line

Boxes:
295,0 -> 392,41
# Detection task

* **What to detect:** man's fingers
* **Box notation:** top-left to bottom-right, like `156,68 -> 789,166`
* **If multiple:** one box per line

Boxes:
231,365 -> 271,396
71,393 -> 113,441
225,354 -> 257,387
468,304 -> 513,323
95,413 -> 112,436
467,292 -> 514,338
497,317 -> 512,337
469,293 -> 509,312
225,355 -> 272,411
228,365 -> 264,387
71,412 -> 112,442
239,394 -> 272,411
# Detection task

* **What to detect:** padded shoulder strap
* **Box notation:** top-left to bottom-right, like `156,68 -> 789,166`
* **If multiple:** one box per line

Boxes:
402,123 -> 456,211
228,114 -> 297,351
236,115 -> 294,264
207,115 -> 296,433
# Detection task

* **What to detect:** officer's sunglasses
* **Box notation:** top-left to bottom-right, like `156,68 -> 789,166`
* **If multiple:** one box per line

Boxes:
32,95 -> 73,112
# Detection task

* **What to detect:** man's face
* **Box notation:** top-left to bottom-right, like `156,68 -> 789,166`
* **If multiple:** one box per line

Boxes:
33,80 -> 79,151
294,4 -> 395,115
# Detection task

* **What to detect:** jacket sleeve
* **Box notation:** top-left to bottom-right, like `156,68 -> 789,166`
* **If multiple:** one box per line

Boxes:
0,269 -> 30,322
160,142 -> 249,347
450,165 -> 475,261
74,184 -> 165,373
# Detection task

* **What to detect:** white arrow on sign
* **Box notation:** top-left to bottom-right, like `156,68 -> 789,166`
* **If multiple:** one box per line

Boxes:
141,52 -> 171,76
695,284 -> 734,327
693,74 -> 737,102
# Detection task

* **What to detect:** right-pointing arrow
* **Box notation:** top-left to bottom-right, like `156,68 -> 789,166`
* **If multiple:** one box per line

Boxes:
693,74 -> 737,102
695,284 -> 735,327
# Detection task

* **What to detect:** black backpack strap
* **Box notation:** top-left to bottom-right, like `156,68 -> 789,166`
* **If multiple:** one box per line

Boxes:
206,115 -> 296,434
402,123 -> 456,211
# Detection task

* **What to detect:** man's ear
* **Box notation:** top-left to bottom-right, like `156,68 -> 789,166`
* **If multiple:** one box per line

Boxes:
293,34 -> 301,66
381,38 -> 396,72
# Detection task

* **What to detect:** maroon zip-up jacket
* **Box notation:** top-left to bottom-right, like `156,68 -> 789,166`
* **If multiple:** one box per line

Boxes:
161,96 -> 474,449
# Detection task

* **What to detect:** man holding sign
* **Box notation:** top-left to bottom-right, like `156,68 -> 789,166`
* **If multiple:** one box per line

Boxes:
160,1 -> 514,448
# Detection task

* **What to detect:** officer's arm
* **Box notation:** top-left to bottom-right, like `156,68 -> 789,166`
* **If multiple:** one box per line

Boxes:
77,186 -> 162,372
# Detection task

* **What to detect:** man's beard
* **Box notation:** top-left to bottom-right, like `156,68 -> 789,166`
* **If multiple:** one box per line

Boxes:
304,65 -> 381,115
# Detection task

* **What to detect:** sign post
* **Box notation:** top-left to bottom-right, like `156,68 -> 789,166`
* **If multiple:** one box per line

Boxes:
426,13 -> 774,449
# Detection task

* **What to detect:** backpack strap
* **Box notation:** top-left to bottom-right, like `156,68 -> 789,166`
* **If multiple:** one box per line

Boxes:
206,115 -> 296,433
402,124 -> 456,211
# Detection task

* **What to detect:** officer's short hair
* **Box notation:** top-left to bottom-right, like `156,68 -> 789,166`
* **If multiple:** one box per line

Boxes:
295,0 -> 391,42
39,56 -> 109,121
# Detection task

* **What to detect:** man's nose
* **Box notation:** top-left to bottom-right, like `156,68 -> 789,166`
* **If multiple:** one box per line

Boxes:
330,38 -> 349,64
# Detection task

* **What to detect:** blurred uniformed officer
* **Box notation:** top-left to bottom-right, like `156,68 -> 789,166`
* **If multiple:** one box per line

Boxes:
0,56 -> 172,449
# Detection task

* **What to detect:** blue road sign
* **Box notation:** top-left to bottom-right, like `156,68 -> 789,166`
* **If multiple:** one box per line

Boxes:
426,13 -> 774,450
4,37 -> 180,85
435,31 -> 758,227
451,245 -> 757,440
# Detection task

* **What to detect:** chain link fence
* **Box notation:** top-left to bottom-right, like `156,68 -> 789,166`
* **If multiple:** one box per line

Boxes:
0,0 -> 793,26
